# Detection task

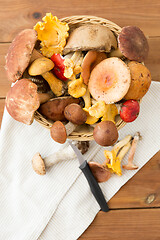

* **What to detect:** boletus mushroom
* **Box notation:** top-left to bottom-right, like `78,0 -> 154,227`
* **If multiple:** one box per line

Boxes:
5,79 -> 52,125
93,121 -> 118,146
110,26 -> 149,62
50,104 -> 87,144
5,29 -> 37,82
88,57 -> 131,104
63,24 -> 117,55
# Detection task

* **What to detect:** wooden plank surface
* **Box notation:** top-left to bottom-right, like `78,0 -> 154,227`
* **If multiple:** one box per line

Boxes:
80,208 -> 160,239
0,0 -> 160,42
0,0 -> 160,239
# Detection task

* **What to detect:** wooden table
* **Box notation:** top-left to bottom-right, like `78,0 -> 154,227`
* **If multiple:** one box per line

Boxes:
0,1 -> 160,239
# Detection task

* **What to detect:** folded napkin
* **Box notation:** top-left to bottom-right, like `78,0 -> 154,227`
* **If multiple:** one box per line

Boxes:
0,82 -> 159,240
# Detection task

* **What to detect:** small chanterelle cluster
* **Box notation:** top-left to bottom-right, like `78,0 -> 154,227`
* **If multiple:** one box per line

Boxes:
5,13 -> 151,148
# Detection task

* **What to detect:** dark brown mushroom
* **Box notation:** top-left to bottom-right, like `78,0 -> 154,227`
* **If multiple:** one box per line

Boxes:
111,26 -> 149,62
5,29 -> 37,82
64,103 -> 87,125
88,162 -> 111,183
93,121 -> 118,146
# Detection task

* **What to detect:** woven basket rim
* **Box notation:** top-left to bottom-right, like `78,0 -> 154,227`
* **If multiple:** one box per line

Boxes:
34,15 -> 126,141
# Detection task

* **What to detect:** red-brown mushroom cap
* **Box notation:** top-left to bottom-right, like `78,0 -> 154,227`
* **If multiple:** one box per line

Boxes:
118,26 -> 149,62
5,29 -> 37,82
93,121 -> 118,146
64,103 -> 87,125
50,121 -> 67,144
5,79 -> 40,125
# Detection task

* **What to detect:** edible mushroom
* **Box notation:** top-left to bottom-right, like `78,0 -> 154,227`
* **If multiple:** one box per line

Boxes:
32,145 -> 76,175
88,57 -> 131,104
63,24 -> 117,55
88,162 -> 111,183
5,79 -> 52,125
93,121 -> 118,146
51,104 -> 87,143
28,57 -> 64,97
110,26 -> 149,62
5,29 -> 37,82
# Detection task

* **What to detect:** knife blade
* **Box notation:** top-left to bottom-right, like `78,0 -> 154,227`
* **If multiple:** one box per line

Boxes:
68,141 -> 109,212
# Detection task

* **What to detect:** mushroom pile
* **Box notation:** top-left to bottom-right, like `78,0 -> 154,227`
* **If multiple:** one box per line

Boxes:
5,13 -> 151,148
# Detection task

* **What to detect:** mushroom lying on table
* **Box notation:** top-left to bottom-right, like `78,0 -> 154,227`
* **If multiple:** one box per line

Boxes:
5,79 -> 52,125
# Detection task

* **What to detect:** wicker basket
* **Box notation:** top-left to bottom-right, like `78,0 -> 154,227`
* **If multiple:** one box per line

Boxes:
34,15 -> 126,141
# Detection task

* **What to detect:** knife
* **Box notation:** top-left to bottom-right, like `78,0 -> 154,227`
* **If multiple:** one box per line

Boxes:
68,141 -> 109,212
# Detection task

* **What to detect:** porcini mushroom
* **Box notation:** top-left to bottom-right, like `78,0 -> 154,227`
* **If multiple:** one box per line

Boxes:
5,79 -> 52,125
88,57 -> 131,104
93,121 -> 118,146
123,132 -> 141,170
110,26 -> 149,62
63,24 -> 117,55
51,104 -> 87,144
5,29 -> 37,82
32,145 -> 76,175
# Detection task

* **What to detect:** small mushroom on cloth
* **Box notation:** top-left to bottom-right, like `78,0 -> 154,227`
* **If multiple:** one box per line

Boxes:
32,145 -> 76,175
5,79 -> 52,125
125,61 -> 152,100
104,135 -> 132,176
88,57 -> 131,104
5,29 -> 37,82
63,24 -> 117,55
110,26 -> 149,62
88,162 -> 111,183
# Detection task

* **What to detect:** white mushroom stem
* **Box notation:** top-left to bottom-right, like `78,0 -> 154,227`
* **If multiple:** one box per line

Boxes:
123,132 -> 141,170
32,145 -> 76,175
44,144 -> 76,168
65,121 -> 77,135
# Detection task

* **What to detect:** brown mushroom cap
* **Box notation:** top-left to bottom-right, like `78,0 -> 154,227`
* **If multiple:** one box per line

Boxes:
125,61 -> 151,100
64,103 -> 87,125
93,121 -> 118,146
118,26 -> 149,62
5,29 -> 37,82
88,162 -> 111,182
5,79 -> 40,125
50,121 -> 67,144
39,97 -> 80,121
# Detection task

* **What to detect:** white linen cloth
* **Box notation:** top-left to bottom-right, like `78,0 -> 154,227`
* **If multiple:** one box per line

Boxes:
0,82 -> 159,240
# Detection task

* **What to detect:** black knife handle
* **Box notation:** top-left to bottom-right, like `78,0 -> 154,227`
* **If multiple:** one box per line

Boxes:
79,160 -> 109,212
